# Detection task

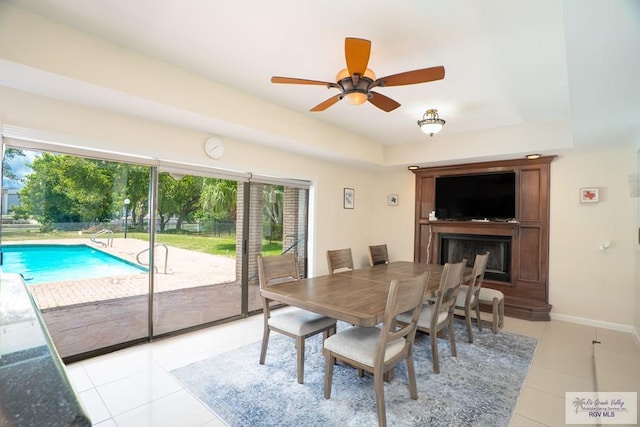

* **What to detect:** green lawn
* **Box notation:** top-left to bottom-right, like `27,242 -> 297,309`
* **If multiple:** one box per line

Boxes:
133,232 -> 282,257
1,229 -> 282,257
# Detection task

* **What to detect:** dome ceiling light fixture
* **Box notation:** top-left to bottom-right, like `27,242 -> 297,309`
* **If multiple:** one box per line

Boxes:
418,109 -> 445,136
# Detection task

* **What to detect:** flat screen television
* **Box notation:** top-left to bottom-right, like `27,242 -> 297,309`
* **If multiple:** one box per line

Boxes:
434,172 -> 516,220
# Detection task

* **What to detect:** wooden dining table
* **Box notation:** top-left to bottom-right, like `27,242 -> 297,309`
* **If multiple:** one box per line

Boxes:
260,261 -> 447,327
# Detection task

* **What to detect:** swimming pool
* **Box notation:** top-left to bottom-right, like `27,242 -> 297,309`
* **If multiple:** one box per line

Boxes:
1,244 -> 148,285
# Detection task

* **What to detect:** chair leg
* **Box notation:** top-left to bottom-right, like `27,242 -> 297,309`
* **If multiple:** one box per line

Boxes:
494,297 -> 504,333
448,317 -> 457,357
324,327 -> 338,365
324,352 -> 334,399
406,350 -> 418,400
374,367 -> 387,427
323,325 -> 336,341
464,306 -> 474,343
259,327 -> 270,365
430,332 -> 440,374
475,302 -> 482,332
491,298 -> 499,334
296,336 -> 305,384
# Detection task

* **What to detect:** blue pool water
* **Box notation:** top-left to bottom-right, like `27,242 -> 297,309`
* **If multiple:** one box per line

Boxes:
1,244 -> 148,285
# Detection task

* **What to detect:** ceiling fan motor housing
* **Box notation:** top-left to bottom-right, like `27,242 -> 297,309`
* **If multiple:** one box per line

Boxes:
337,74 -> 374,102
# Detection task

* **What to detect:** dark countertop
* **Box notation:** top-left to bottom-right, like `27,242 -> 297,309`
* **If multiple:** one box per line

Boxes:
0,272 -> 91,426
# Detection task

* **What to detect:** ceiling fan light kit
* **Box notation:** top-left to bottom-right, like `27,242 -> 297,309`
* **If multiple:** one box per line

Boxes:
271,37 -> 445,112
418,109 -> 445,136
336,67 -> 375,105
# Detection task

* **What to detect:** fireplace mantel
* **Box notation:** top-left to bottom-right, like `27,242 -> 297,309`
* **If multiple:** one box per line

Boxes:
412,157 -> 555,321
429,220 -> 517,236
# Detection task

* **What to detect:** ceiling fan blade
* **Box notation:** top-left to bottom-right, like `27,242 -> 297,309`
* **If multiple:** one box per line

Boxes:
345,37 -> 371,75
375,66 -> 445,87
271,76 -> 334,86
368,92 -> 401,112
310,95 -> 341,112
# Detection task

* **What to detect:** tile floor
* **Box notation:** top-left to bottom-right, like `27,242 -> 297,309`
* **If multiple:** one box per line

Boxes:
65,309 -> 640,426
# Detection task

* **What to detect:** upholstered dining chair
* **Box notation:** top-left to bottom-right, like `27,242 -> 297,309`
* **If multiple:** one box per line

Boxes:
323,272 -> 430,427
326,248 -> 354,273
398,259 -> 466,374
257,253 -> 337,384
367,244 -> 390,267
455,251 -> 489,343
477,286 -> 505,334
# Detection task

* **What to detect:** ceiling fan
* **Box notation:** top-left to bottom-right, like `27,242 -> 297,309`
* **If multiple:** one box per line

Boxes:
271,37 -> 445,112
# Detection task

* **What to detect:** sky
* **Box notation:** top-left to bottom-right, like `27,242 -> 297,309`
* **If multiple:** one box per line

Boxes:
3,150 -> 36,190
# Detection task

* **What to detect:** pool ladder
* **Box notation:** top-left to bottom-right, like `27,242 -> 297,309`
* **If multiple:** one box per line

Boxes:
136,244 -> 168,274
90,229 -> 113,247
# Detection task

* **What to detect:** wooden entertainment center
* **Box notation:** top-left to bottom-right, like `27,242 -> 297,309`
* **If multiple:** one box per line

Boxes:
412,156 -> 555,321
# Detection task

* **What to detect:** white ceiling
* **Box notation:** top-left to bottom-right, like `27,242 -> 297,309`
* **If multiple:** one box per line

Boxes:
3,0 -> 640,162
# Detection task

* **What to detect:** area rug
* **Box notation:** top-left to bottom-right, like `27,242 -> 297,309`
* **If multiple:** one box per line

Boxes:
171,321 -> 537,427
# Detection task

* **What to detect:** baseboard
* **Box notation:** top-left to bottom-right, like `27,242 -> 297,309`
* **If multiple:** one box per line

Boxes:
550,312 -> 635,333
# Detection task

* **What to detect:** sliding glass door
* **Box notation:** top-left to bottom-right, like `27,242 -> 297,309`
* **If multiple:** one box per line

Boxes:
151,171 -> 244,336
0,139 -> 311,359
152,174 -> 310,331
0,148 -> 152,359
246,180 -> 309,313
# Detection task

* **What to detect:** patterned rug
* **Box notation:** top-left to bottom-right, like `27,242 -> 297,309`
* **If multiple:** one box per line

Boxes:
171,320 -> 537,427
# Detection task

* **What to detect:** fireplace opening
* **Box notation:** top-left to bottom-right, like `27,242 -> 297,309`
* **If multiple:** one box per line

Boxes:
439,234 -> 511,282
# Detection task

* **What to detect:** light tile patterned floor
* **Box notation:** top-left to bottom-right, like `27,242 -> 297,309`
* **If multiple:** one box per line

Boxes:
64,310 -> 640,427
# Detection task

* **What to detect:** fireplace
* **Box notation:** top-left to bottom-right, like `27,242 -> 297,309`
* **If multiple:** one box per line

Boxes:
439,234 -> 511,282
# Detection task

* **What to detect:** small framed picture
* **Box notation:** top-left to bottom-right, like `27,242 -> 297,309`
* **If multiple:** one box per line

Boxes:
580,187 -> 599,203
388,194 -> 398,206
343,188 -> 354,209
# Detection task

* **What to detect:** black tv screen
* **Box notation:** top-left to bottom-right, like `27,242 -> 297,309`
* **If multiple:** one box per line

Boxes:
435,172 -> 516,220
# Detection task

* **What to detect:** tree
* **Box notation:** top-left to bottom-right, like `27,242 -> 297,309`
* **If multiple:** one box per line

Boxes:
2,148 -> 26,181
10,204 -> 29,220
200,178 -> 238,221
19,154 -> 116,225
14,152 -> 244,236
263,185 -> 283,240
157,173 -> 203,232
112,164 -> 151,229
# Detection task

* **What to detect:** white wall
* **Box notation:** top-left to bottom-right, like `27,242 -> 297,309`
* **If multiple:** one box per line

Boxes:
549,145 -> 636,327
369,170 -> 416,263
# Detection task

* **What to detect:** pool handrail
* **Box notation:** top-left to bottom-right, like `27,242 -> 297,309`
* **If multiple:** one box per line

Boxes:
90,229 -> 113,247
136,243 -> 168,274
